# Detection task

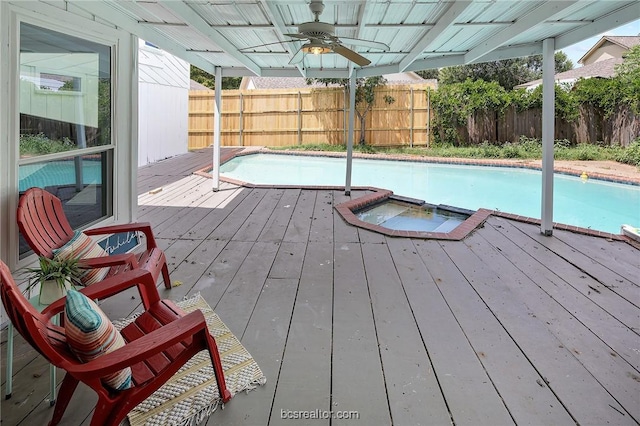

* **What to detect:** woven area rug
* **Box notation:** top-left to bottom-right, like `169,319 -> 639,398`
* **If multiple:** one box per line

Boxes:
113,294 -> 266,426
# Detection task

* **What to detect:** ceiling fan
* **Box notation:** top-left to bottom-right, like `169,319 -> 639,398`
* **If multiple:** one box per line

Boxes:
242,0 -> 389,67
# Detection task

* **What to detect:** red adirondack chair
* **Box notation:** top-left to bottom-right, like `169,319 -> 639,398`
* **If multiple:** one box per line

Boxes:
17,187 -> 171,288
0,260 -> 232,426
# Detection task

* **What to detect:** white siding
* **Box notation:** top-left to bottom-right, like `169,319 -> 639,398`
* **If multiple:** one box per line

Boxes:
138,42 -> 189,166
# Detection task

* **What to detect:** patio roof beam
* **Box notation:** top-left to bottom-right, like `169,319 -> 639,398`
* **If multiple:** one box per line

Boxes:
258,0 -> 306,77
72,1 -> 218,74
399,1 -> 473,72
158,0 -> 262,76
139,22 -> 519,29
555,2 -> 640,50
348,1 -> 370,78
464,1 -> 578,64
404,41 -> 544,73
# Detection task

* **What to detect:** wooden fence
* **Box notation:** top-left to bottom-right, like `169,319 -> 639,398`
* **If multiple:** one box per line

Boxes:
188,84 -> 436,149
456,104 -> 639,146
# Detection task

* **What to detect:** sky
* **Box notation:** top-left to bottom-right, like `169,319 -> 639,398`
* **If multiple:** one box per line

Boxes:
561,19 -> 640,66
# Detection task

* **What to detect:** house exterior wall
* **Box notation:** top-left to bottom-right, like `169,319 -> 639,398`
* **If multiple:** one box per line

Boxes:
137,42 -> 189,166
582,42 -> 629,65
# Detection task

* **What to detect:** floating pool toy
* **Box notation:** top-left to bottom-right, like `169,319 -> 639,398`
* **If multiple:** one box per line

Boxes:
621,224 -> 640,242
580,172 -> 588,181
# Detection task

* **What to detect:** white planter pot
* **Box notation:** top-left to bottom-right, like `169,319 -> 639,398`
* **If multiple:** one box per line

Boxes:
39,278 -> 72,305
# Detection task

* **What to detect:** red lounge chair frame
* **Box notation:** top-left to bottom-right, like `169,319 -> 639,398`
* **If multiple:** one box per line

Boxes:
0,261 -> 231,426
17,187 -> 171,289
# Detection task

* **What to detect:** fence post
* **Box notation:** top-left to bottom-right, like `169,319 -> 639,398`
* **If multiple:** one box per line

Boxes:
298,91 -> 302,145
239,92 -> 244,146
343,88 -> 347,145
410,87 -> 414,148
426,88 -> 431,148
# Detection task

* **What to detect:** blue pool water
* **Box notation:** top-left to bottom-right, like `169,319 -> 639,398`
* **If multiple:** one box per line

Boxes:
220,153 -> 640,234
19,160 -> 102,192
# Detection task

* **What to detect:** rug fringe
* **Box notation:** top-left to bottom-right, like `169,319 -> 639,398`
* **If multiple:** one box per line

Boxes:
177,400 -> 220,426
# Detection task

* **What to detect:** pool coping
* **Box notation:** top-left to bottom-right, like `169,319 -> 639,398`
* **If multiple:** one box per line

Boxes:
194,149 -> 637,243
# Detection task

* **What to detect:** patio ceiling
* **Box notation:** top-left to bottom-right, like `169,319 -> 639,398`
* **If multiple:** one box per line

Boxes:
71,0 -> 639,78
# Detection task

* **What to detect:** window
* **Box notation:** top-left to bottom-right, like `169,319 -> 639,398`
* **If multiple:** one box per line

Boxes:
18,23 -> 114,257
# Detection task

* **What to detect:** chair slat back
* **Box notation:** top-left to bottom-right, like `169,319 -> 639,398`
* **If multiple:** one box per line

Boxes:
17,188 -> 74,258
0,261 -> 74,366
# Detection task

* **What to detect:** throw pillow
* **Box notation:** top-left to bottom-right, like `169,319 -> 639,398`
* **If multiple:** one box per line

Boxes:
54,231 -> 110,286
64,289 -> 133,390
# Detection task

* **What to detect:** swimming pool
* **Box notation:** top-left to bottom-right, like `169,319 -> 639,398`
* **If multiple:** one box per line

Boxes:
220,153 -> 640,234
19,160 -> 103,192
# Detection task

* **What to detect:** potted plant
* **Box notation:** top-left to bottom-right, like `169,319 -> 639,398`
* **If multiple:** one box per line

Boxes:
25,256 -> 83,305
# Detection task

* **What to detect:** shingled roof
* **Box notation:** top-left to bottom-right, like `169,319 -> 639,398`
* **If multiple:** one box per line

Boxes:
578,35 -> 640,64
515,57 -> 624,90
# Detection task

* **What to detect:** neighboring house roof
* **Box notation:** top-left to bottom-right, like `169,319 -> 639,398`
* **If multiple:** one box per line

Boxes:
515,57 -> 623,90
578,35 -> 640,64
240,72 -> 427,90
190,79 -> 211,90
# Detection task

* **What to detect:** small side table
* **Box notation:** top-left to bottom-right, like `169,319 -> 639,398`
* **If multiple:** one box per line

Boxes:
5,294 -> 58,406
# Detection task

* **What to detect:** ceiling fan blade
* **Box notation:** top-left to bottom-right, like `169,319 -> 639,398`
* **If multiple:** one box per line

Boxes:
332,45 -> 371,67
289,48 -> 305,65
284,33 -> 308,40
336,37 -> 390,51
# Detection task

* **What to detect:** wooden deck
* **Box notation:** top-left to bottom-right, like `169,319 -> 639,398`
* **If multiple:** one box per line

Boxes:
2,148 -> 639,425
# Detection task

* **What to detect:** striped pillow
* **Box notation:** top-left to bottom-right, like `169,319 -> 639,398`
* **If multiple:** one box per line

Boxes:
54,231 -> 110,286
64,289 -> 133,391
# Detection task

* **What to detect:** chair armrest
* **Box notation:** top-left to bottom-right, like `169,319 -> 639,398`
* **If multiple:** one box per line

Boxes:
41,269 -> 160,318
79,253 -> 139,270
83,222 -> 158,251
67,310 -> 208,379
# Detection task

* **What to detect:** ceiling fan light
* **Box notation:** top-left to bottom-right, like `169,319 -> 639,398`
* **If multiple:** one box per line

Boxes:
301,41 -> 331,55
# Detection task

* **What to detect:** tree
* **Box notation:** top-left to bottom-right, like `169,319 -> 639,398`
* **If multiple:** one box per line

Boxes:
614,45 -> 640,112
190,65 -> 242,90
439,52 -> 574,90
415,69 -> 439,80
306,76 -> 395,145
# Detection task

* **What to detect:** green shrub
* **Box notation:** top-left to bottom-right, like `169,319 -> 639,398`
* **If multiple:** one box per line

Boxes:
614,139 -> 640,166
20,133 -> 75,156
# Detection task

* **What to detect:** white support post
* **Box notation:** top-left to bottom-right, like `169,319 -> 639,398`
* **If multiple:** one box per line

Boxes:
541,38 -> 555,236
212,66 -> 222,191
345,75 -> 356,195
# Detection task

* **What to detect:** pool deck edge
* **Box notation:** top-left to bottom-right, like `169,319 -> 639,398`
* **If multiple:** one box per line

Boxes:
194,148 -> 636,242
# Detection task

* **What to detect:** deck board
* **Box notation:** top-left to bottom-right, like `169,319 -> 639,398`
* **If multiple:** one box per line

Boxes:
441,238 -> 633,425
282,189 -> 316,243
553,228 -> 640,285
233,189 -> 285,242
468,226 -> 640,421
412,240 -> 575,425
4,148 -> 639,426
332,241 -> 390,425
258,189 -> 301,243
308,191 -> 334,243
269,241 -> 333,426
361,242 -> 452,425
386,237 -> 513,426
509,221 -> 639,306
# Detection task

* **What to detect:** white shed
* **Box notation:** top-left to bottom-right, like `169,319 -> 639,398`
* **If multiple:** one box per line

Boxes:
137,41 -> 189,167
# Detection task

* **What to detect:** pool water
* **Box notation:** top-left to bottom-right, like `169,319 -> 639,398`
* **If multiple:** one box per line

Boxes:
19,160 -> 103,192
220,153 -> 640,234
357,201 -> 469,232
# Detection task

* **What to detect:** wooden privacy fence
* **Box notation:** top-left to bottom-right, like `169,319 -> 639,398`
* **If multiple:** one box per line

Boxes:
456,104 -> 639,146
188,84 -> 436,149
